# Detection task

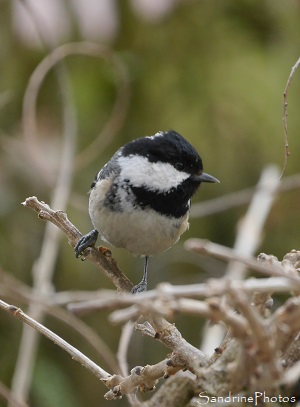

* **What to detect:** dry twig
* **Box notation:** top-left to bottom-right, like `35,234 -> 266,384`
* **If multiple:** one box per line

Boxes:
10,50 -> 77,405
0,299 -> 110,381
281,56 -> 300,178
22,196 -> 132,292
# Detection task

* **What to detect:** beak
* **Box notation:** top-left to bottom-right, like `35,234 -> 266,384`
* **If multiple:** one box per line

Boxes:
194,172 -> 220,183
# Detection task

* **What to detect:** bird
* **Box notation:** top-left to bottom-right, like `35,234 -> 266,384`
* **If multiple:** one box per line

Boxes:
74,130 -> 219,293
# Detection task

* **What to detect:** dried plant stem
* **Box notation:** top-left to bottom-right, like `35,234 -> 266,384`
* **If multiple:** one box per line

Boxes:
184,239 -> 297,281
0,299 -> 110,380
22,196 -> 132,292
64,275 -> 297,316
190,172 -> 300,218
190,166 -> 279,355
10,63 -> 77,406
0,267 -> 120,373
226,165 -> 280,281
281,56 -> 300,178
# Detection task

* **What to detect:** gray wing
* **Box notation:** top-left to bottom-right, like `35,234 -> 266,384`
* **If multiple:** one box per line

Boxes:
90,149 -> 122,189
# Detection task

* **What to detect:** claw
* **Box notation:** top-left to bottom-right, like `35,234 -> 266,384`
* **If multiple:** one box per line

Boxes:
131,282 -> 147,294
74,229 -> 99,258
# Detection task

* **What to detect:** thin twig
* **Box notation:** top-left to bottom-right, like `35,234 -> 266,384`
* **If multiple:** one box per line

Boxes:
74,48 -> 130,171
117,321 -> 135,377
272,297 -> 300,350
0,299 -> 110,380
281,56 -> 300,178
10,6 -> 79,401
64,276 -> 297,317
22,196 -> 209,374
108,297 -> 249,338
22,196 -> 132,292
229,289 -> 281,381
116,322 -> 137,406
190,172 -> 300,218
0,381 -> 28,407
11,60 -> 77,407
102,358 -> 186,400
226,165 -> 280,281
0,267 -> 120,374
22,41 -> 130,183
196,166 -> 283,356
184,239 -> 298,281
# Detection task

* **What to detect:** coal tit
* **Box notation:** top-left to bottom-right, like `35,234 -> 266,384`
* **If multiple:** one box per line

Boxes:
75,130 -> 219,293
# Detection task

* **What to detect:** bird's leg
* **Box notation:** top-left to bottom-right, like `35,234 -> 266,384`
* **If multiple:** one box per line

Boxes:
131,256 -> 149,294
74,229 -> 99,258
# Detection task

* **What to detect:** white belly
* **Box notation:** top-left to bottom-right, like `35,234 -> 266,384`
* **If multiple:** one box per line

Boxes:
89,179 -> 189,256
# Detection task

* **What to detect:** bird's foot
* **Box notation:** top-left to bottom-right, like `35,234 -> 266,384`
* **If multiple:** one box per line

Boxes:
131,282 -> 147,294
74,229 -> 99,258
131,256 -> 149,293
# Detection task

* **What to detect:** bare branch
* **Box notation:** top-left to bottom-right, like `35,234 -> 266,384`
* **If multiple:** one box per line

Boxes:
272,296 -> 300,350
22,41 -> 130,183
117,322 -> 135,377
0,299 -> 110,381
74,45 -> 130,171
190,172 -> 300,218
102,358 -> 190,400
229,289 -> 281,383
117,322 -> 137,406
281,56 -> 300,178
141,374 -> 195,407
0,267 -> 120,374
65,276 -> 297,319
184,239 -> 300,282
22,196 -> 133,292
0,381 -> 28,407
11,44 -> 78,404
198,164 -> 280,356
22,197 -> 208,377
108,297 -> 248,338
225,165 -> 280,281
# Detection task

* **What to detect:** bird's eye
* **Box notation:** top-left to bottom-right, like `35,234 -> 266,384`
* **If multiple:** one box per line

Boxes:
175,162 -> 184,170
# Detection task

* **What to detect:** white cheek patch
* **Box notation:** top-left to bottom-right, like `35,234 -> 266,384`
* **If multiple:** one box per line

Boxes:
118,155 -> 190,192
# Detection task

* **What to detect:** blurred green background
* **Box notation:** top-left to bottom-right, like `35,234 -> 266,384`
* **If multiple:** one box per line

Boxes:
0,0 -> 300,406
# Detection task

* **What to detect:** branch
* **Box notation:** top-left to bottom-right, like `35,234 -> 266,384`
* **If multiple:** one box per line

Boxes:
0,299 -> 110,381
0,266 -> 120,373
107,297 -> 248,337
22,41 -> 130,183
0,381 -> 28,407
102,358 -> 190,400
22,196 -> 208,376
190,172 -> 300,218
272,296 -> 300,350
281,56 -> 300,178
11,47 -> 78,404
224,165 -> 280,281
61,276 -> 296,313
117,321 -> 135,377
184,239 -> 300,282
141,374 -> 195,407
22,196 -> 133,292
229,289 -> 281,383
